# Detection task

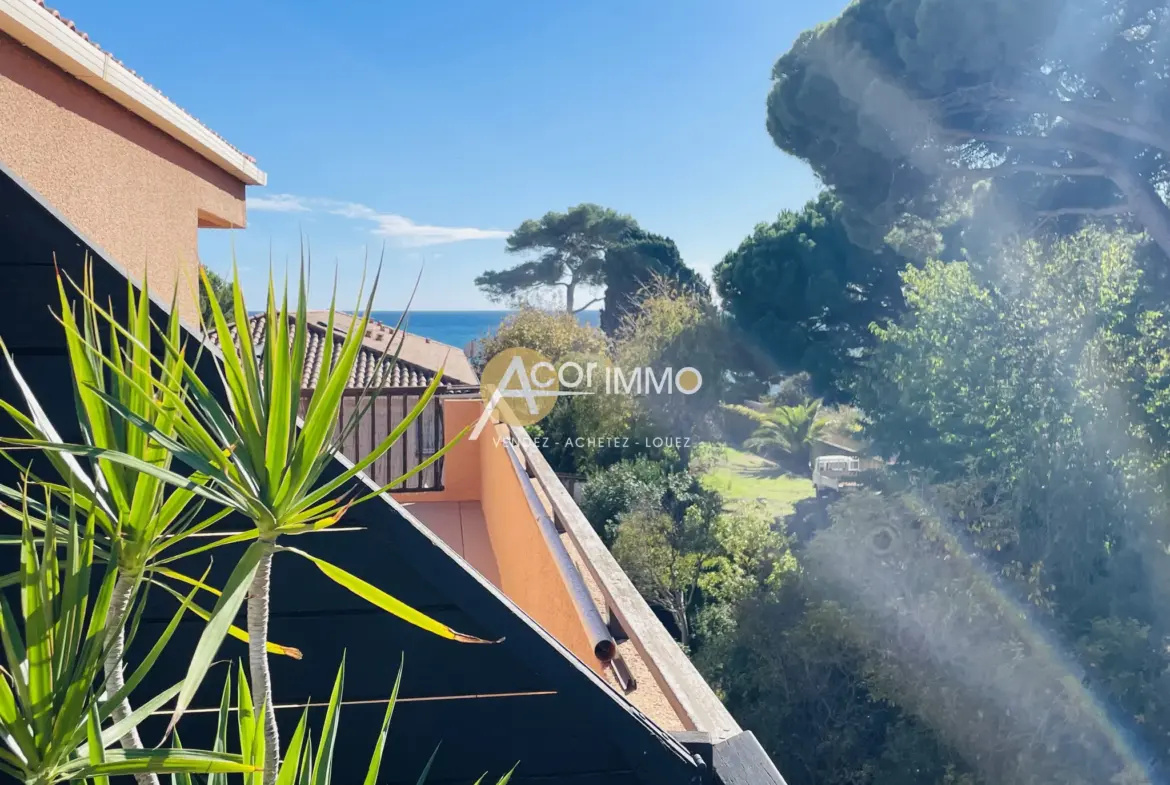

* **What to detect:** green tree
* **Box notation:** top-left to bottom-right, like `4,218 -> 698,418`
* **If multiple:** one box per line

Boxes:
612,501 -> 784,649
581,455 -> 719,545
601,230 -> 709,335
199,264 -> 233,327
858,228 -> 1167,479
839,229 -> 1170,779
802,486 -> 1159,785
714,193 -> 908,400
612,504 -> 715,648
695,583 -> 973,785
476,204 -> 638,312
472,306 -> 608,369
613,281 -> 730,447
766,0 -> 1170,260
725,399 -> 828,469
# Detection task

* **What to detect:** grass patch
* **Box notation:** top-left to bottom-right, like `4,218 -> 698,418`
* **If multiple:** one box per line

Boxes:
696,443 -> 815,518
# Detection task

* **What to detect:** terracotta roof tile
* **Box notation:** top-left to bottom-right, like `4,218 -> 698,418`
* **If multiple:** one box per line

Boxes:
28,0 -> 256,162
211,314 -> 467,390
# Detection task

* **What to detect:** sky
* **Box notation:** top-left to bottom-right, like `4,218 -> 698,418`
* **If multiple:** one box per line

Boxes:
52,0 -> 836,311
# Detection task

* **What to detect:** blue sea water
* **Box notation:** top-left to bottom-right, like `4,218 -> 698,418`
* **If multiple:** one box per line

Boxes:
369,310 -> 601,351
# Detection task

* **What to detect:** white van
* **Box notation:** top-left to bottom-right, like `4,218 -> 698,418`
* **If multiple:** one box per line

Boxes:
813,455 -> 862,499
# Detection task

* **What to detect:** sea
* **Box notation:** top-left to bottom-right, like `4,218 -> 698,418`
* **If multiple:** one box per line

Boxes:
369,310 -> 601,352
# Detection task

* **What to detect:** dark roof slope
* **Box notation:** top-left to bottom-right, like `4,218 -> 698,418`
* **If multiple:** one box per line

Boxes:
0,161 -> 716,785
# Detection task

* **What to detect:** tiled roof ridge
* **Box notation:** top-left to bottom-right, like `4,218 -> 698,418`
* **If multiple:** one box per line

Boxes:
27,0 -> 256,163
218,313 -> 451,389
318,309 -> 464,352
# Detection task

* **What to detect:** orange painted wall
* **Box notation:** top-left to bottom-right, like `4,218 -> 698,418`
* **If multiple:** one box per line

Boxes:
476,421 -> 601,673
0,30 -> 247,324
393,398 -> 482,503
393,398 -> 602,672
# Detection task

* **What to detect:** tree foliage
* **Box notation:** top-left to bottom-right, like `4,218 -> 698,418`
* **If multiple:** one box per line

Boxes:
199,265 -> 233,328
471,306 -> 607,370
476,203 -> 638,312
766,0 -> 1170,260
613,282 -> 731,444
698,226 -> 1170,785
612,504 -> 718,648
858,228 -> 1168,479
726,399 -> 828,469
817,228 -> 1170,782
581,455 -> 719,545
601,229 -> 709,335
696,582 -> 975,785
714,192 -> 908,400
613,500 -> 785,649
798,483 -> 1160,785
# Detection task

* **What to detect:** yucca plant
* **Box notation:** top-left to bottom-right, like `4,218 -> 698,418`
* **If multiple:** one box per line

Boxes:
0,483 -> 257,785
9,260 -> 492,784
0,266 -> 300,785
176,262 -> 494,784
20,261 -> 489,784
172,656 -> 515,785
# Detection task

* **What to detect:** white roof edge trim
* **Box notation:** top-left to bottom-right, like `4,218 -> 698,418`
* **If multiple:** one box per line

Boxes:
0,0 -> 267,186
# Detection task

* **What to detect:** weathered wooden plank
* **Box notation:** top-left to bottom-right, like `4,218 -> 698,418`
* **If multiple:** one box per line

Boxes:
136,692 -> 628,783
712,732 -> 786,785
372,394 -> 389,485
390,393 -> 406,483
510,426 -> 741,742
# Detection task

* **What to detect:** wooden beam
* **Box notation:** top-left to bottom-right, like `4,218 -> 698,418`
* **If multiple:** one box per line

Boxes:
712,732 -> 786,785
509,426 -> 741,741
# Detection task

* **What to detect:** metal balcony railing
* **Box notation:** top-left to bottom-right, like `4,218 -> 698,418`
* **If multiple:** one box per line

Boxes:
299,386 -> 458,491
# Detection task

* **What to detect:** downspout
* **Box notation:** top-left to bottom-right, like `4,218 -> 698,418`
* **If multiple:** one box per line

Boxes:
503,439 -> 617,663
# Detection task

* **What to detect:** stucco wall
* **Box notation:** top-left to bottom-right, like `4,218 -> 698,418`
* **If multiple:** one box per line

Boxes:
397,398 -> 483,502
477,421 -> 601,673
0,30 -> 246,324
394,399 -> 601,672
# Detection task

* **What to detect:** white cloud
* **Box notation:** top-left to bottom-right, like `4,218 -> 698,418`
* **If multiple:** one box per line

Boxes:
248,193 -> 507,247
248,193 -> 311,212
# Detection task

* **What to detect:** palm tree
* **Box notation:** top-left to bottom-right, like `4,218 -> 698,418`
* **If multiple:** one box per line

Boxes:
726,398 -> 827,469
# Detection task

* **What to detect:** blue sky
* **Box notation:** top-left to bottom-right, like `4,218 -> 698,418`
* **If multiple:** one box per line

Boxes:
54,0 -> 834,310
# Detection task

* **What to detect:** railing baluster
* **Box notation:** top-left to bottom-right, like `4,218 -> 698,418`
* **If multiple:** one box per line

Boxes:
318,386 -> 454,493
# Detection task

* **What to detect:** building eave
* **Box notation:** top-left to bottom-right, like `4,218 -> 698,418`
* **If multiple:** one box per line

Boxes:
0,0 -> 267,186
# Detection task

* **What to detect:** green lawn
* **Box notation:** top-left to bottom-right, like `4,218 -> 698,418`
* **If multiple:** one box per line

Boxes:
696,443 -> 815,518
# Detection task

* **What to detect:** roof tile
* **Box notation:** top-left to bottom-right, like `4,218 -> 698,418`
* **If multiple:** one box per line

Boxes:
212,314 -> 466,390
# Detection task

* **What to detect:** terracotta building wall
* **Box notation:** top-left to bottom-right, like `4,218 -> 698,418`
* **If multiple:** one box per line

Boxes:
477,421 -> 601,672
0,30 -> 246,324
